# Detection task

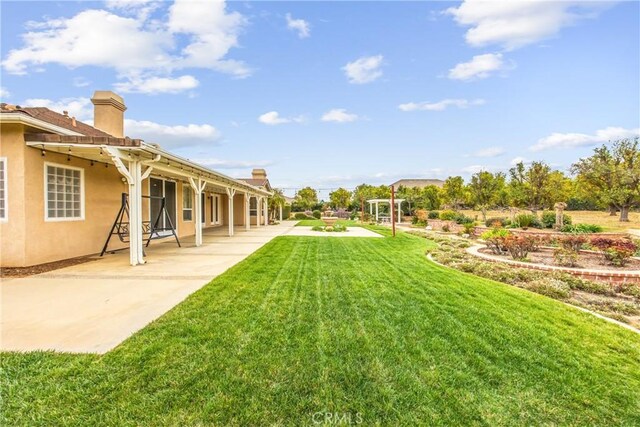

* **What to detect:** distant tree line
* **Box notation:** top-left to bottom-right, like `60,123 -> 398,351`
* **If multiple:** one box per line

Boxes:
289,139 -> 639,222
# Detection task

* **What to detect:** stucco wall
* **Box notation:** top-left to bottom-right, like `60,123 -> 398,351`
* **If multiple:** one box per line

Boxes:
0,124 -> 28,266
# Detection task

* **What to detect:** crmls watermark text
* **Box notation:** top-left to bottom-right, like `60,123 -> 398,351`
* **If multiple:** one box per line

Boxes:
311,411 -> 364,425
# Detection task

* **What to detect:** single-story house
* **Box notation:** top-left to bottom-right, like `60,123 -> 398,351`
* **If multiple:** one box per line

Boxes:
0,90 -> 273,267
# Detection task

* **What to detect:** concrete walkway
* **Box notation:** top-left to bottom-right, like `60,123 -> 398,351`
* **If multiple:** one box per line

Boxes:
1,222 -> 296,354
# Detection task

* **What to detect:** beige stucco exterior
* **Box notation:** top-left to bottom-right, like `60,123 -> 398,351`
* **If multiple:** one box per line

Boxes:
0,125 -> 265,267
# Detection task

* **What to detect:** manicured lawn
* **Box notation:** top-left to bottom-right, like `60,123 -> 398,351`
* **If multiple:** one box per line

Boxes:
295,219 -> 360,227
2,228 -> 639,425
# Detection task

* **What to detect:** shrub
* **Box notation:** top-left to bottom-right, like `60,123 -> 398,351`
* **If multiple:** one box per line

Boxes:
514,213 -> 541,229
294,212 -> 308,220
334,209 -> 350,219
304,210 -> 313,217
525,278 -> 571,299
485,217 -> 510,228
311,225 -> 324,231
442,224 -> 450,232
480,228 -> 511,255
454,214 -> 474,225
562,223 -> 603,233
503,234 -> 540,260
462,222 -> 475,235
556,234 -> 588,252
553,247 -> 579,267
590,238 -> 638,267
428,211 -> 440,219
283,206 -> 291,220
332,224 -> 347,232
541,211 -> 572,228
439,210 -> 457,221
312,210 -> 322,219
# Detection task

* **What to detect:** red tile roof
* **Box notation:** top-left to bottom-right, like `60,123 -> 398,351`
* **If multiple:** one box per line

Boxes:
1,103 -> 113,137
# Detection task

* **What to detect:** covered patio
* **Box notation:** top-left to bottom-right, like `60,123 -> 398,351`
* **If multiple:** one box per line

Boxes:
1,222 -> 296,354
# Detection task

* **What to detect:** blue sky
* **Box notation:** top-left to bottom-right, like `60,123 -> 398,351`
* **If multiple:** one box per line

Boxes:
1,0 -> 639,198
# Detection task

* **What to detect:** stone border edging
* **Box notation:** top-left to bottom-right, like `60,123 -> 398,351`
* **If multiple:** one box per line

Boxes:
425,252 -> 639,334
466,245 -> 640,284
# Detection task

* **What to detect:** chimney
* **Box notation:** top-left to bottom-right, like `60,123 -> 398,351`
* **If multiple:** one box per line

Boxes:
251,168 -> 267,180
90,91 -> 126,137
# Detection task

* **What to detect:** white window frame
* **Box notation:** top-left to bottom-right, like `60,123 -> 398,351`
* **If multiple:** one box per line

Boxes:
0,157 -> 7,222
182,184 -> 193,222
44,162 -> 85,222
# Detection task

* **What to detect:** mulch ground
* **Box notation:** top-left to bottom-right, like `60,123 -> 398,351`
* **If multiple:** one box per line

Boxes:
1,256 -> 97,278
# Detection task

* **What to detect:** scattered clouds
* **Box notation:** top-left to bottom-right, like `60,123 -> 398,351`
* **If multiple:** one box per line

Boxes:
192,157 -> 273,170
125,119 -> 220,148
471,146 -> 506,158
531,126 -> 640,151
510,156 -> 530,166
286,13 -> 310,38
23,96 -> 92,120
114,75 -> 199,94
2,0 -> 249,94
448,53 -> 511,81
0,87 -> 10,98
445,1 -> 611,51
72,76 -> 92,88
258,111 -> 305,125
343,55 -> 384,84
399,98 -> 485,112
321,108 -> 359,123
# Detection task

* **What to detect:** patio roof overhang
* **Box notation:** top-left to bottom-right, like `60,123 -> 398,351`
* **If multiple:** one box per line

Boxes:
25,133 -> 272,198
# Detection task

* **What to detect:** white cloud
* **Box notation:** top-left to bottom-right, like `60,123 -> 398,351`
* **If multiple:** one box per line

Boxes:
510,156 -> 530,166
448,53 -> 511,81
0,87 -> 10,98
2,0 -> 250,93
445,1 -> 611,51
114,75 -> 199,94
399,98 -> 485,111
531,127 -> 640,151
343,55 -> 384,84
72,76 -> 92,88
472,146 -> 506,158
125,119 -> 220,148
321,108 -> 359,123
461,164 -> 489,174
192,157 -> 273,169
258,111 -> 304,125
286,13 -> 310,38
23,97 -> 92,120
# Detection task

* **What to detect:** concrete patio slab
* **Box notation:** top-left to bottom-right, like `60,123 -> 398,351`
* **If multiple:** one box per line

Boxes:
1,222 -> 296,354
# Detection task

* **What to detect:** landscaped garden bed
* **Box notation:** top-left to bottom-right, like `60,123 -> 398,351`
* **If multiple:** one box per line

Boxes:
408,230 -> 640,329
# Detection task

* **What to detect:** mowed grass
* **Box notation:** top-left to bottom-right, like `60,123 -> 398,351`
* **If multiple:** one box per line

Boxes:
460,209 -> 639,232
2,229 -> 640,425
295,219 -> 360,227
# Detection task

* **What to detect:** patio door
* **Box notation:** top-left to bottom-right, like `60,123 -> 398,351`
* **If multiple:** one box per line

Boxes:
210,194 -> 221,225
150,178 -> 177,235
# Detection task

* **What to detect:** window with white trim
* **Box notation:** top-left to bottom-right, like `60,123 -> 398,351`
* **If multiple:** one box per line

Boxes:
45,164 -> 83,220
250,197 -> 257,216
0,158 -> 7,221
183,185 -> 193,221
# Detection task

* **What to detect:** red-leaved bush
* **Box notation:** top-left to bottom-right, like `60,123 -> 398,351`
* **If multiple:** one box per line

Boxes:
590,237 -> 638,267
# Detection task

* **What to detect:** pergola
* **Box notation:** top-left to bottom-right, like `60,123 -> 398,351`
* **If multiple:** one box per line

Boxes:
366,199 -> 404,223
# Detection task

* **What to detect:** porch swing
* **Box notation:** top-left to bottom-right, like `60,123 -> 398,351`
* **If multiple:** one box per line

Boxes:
100,192 -> 181,256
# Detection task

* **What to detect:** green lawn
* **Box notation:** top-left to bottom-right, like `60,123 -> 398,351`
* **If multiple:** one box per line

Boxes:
294,219 -> 360,227
2,228 -> 639,425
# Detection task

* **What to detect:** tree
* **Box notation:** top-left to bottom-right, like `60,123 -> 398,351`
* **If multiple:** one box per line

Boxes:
546,171 -> 573,207
418,185 -> 442,210
268,188 -> 286,220
396,185 -> 420,215
442,176 -> 465,210
329,187 -> 352,209
295,187 -> 318,210
508,161 -> 552,214
352,184 -> 377,212
469,171 -> 506,221
572,138 -> 640,222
